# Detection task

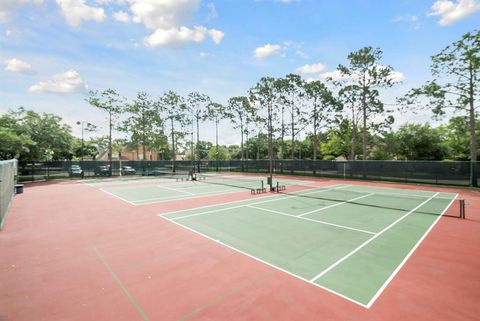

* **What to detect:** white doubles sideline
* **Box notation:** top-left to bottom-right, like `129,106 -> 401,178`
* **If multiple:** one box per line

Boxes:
158,212 -> 370,308
158,184 -> 457,308
310,192 -> 441,283
364,193 -> 458,308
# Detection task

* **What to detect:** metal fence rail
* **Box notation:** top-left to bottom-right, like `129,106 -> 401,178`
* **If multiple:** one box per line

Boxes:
17,159 -> 480,187
0,159 -> 18,230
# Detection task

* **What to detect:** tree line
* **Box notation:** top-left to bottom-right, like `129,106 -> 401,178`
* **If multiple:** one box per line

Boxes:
0,30 -> 478,167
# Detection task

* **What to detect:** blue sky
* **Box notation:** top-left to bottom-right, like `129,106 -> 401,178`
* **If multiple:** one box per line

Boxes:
1,0 -> 479,144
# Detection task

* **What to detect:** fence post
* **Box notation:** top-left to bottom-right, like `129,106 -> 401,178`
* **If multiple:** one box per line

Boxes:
470,161 -> 478,187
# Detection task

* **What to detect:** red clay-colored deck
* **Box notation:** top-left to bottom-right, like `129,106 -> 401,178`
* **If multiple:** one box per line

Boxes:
1,177 -> 479,321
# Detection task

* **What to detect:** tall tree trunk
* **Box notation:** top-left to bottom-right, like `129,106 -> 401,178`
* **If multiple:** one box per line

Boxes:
108,110 -> 112,162
268,102 -> 274,189
362,90 -> 367,160
240,115 -> 244,160
351,103 -> 356,161
215,117 -> 219,171
291,108 -> 295,160
191,120 -> 194,162
108,110 -> 112,175
257,132 -> 260,160
245,129 -> 249,160
281,106 -> 285,159
196,113 -> 200,161
469,65 -> 478,186
171,118 -> 175,172
312,102 -> 318,161
142,109 -> 146,161
312,109 -> 318,176
361,75 -> 367,179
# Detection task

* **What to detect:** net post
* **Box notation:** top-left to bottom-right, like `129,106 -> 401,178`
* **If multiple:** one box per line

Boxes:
460,199 -> 465,219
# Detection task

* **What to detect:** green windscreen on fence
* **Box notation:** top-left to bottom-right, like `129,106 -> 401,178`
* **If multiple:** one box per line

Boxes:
17,159 -> 479,187
0,159 -> 18,230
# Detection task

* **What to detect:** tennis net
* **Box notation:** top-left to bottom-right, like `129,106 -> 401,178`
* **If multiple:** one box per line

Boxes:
0,159 -> 18,230
196,173 -> 265,190
278,186 -> 462,217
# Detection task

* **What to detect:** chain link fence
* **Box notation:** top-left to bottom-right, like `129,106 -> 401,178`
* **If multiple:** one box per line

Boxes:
17,159 -> 479,187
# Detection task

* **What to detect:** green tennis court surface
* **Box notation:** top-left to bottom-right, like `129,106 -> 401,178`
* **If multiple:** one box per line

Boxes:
160,184 -> 458,307
99,175 -> 313,205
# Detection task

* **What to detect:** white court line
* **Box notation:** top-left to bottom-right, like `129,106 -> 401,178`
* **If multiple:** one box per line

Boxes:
155,185 -> 196,195
247,205 -> 376,235
310,192 -> 440,283
339,186 -> 456,200
158,214 -> 368,308
159,184 -> 349,216
133,189 -> 243,205
297,193 -> 375,217
169,185 -> 353,220
365,193 -> 458,308
99,188 -> 137,206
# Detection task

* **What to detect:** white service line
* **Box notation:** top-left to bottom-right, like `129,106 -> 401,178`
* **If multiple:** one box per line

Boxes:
365,193 -> 458,308
247,205 -> 376,235
158,184 -> 349,216
169,185 -> 353,220
99,188 -> 137,206
155,185 -> 196,195
133,189 -> 242,204
158,214 -> 369,308
309,192 -> 440,283
297,193 -> 375,217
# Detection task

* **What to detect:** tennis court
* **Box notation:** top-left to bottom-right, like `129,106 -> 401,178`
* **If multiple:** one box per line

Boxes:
96,174 -> 314,205
160,183 -> 458,307
2,172 -> 478,321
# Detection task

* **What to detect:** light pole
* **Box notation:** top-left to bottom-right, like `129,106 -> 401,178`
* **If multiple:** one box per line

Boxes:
76,121 -> 93,161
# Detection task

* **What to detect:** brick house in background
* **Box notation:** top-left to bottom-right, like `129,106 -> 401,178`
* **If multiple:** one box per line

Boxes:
97,145 -> 159,161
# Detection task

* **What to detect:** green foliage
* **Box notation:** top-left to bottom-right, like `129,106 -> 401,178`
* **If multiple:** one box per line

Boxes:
226,96 -> 256,159
0,127 -> 34,160
207,145 -> 230,161
120,92 -> 168,158
1,108 -> 74,161
87,89 -> 124,161
161,91 -> 188,161
394,124 -> 446,160
337,46 -> 398,159
439,116 -> 480,160
399,30 -> 479,177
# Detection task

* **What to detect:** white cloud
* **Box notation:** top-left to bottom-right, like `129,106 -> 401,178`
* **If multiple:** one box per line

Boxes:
3,58 -> 36,75
295,50 -> 309,59
318,65 -> 405,83
56,0 -> 106,27
388,70 -> 406,83
254,44 -> 281,59
392,14 -> 419,23
208,28 -> 224,44
0,0 -> 43,23
122,0 -> 224,47
296,63 -> 326,74
207,2 -> 217,19
429,0 -> 480,26
200,52 -> 214,58
130,0 -> 199,30
144,26 -> 223,47
29,70 -> 88,95
319,69 -> 350,81
113,10 -> 131,23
